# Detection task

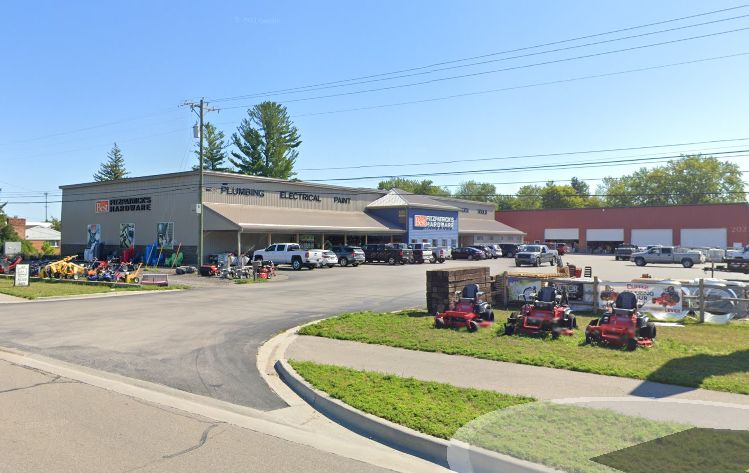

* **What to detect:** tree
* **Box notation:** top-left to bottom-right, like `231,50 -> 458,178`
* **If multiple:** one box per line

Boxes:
230,102 -> 301,179
453,181 -> 497,202
570,177 -> 590,196
512,185 -> 543,210
193,122 -> 230,171
49,216 -> 62,232
94,143 -> 128,181
599,155 -> 745,207
541,182 -> 588,209
0,202 -> 20,248
377,178 -> 450,196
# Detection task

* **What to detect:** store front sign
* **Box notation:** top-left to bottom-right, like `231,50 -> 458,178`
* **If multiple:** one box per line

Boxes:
219,185 -> 265,197
414,215 -> 455,230
96,197 -> 152,213
280,191 -> 321,202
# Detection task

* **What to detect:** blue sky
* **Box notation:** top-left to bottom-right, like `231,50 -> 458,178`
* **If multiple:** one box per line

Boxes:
2,1 -> 749,220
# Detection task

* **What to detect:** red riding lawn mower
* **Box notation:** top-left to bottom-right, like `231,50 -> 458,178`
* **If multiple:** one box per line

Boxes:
585,291 -> 656,351
0,255 -> 22,274
504,286 -> 577,339
434,284 -> 495,332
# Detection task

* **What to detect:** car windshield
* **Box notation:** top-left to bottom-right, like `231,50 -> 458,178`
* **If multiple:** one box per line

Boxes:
523,246 -> 542,252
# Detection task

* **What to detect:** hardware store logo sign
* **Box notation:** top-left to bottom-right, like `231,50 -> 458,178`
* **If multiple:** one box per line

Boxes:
96,197 -> 152,213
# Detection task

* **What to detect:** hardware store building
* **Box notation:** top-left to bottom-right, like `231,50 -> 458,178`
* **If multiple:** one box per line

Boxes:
60,171 -> 524,263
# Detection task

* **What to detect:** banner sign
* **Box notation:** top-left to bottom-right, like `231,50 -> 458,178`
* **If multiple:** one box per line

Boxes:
156,222 -> 175,249
507,277 -> 542,302
599,281 -> 683,321
120,223 -> 135,248
14,264 -> 29,287
413,215 -> 455,230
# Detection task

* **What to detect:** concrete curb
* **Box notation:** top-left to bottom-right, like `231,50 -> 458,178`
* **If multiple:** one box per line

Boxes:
275,357 -> 561,473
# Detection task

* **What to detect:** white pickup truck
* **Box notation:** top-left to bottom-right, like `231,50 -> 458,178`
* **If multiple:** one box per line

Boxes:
253,243 -> 324,270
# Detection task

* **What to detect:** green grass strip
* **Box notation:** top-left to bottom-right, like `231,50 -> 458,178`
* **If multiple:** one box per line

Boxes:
299,310 -> 749,395
289,360 -> 533,440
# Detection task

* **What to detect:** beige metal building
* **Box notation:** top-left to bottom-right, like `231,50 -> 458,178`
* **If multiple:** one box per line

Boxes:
60,170 -> 523,264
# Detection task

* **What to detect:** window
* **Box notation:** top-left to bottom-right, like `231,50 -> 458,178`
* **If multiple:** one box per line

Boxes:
48,240 -> 60,247
441,239 -> 447,247
411,238 -> 417,243
266,245 -> 277,251
451,239 -> 457,247
476,235 -> 483,241
288,244 -> 300,251
432,239 -> 438,246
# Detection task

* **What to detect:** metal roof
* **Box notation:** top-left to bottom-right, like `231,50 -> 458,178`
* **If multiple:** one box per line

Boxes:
204,203 -> 405,234
458,217 -> 525,235
366,189 -> 461,211
25,226 -> 61,241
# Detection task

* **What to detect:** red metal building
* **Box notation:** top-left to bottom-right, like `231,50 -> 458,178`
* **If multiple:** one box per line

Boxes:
496,203 -> 749,251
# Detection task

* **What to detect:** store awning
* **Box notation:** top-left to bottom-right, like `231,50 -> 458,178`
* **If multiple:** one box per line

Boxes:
459,217 -> 525,235
204,203 -> 404,234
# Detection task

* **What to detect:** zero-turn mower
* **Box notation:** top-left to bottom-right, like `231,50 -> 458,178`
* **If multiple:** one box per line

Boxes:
585,291 -> 656,351
434,283 -> 495,332
504,286 -> 576,339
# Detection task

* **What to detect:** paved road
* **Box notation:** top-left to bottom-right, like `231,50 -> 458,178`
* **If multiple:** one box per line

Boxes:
0,358 -> 398,473
0,255 -> 730,411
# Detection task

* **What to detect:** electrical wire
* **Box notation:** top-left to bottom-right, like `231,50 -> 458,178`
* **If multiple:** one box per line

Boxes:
209,4 -> 749,102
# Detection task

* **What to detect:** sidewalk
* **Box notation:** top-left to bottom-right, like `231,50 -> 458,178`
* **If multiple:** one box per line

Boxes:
288,335 -> 749,429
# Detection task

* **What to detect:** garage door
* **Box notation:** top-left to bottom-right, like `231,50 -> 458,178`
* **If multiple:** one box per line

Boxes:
631,229 -> 672,246
680,228 -> 727,248
586,229 -> 624,241
544,228 -> 579,240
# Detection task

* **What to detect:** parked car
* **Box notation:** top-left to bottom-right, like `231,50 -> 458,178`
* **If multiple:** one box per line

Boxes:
498,244 -> 520,258
253,243 -> 324,270
614,244 -> 641,261
488,244 -> 503,257
514,244 -> 558,267
435,246 -> 452,260
452,247 -> 486,260
361,243 -> 412,265
553,243 -> 568,255
330,245 -> 365,267
630,246 -> 705,268
470,245 -> 499,259
411,243 -> 445,263
320,250 -> 338,268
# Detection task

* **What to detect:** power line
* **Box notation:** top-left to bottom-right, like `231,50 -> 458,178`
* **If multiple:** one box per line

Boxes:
209,4 -> 749,102
299,137 -> 749,171
218,25 -> 749,109
288,52 -> 749,120
303,150 -> 749,182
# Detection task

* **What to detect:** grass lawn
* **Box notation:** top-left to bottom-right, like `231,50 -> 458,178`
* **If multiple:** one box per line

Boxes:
234,277 -> 269,285
289,360 -> 533,439
290,361 -> 689,473
0,278 -> 188,300
299,310 -> 749,395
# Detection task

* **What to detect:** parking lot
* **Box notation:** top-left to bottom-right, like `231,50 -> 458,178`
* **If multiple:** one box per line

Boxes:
0,251 -> 743,413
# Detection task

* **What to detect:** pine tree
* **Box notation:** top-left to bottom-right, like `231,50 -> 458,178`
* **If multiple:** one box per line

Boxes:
230,102 -> 301,179
94,143 -> 129,181
193,123 -> 230,171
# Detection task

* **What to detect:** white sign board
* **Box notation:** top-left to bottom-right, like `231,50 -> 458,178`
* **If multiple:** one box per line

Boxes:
599,281 -> 684,321
14,264 -> 29,287
3,241 -> 21,256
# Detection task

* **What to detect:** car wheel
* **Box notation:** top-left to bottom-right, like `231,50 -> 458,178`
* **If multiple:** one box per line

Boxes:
634,257 -> 646,267
535,258 -> 540,267
388,257 -> 396,265
682,258 -> 694,268
132,277 -> 140,284
291,259 -> 302,271
340,257 -> 348,267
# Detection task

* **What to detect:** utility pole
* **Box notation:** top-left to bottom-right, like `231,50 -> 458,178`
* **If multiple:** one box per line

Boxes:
44,192 -> 48,222
182,98 -> 218,265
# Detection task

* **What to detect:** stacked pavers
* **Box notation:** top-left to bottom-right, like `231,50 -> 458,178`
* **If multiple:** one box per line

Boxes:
426,266 -> 491,314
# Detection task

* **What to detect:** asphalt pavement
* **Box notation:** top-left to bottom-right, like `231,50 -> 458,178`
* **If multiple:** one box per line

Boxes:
0,255 -> 730,412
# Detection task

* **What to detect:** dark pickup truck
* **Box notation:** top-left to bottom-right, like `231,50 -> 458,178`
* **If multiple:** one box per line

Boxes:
361,243 -> 413,265
614,244 -> 640,261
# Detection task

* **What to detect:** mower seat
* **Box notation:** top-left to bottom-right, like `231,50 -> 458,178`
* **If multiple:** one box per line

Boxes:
460,284 -> 483,301
613,292 -> 638,315
534,287 -> 557,310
